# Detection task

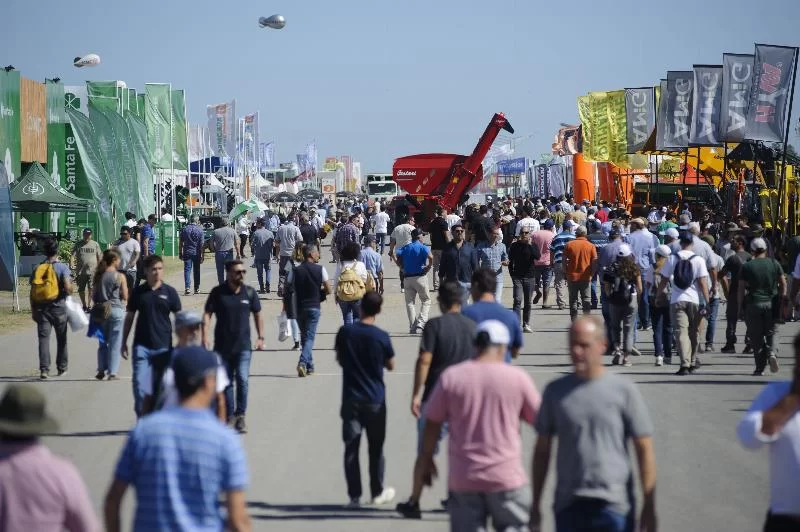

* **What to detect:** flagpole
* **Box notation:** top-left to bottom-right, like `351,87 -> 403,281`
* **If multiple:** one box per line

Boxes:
169,85 -> 175,257
777,48 -> 799,231
184,92 -> 191,217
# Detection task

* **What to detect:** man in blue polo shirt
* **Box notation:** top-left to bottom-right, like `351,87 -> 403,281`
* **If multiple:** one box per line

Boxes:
395,229 -> 433,334
104,348 -> 251,532
462,267 -> 524,363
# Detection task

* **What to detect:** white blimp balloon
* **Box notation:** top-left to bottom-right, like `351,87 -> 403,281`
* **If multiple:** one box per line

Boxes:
73,54 -> 101,68
258,14 -> 286,29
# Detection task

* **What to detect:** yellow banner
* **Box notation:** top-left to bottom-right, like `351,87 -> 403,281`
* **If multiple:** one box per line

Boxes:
606,90 -> 629,168
577,95 -> 594,161
589,92 -> 611,162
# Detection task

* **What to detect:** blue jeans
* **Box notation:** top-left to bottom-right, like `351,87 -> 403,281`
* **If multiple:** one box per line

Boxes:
591,272 -> 599,308
339,299 -> 361,325
222,350 -> 252,419
255,258 -> 271,290
459,281 -> 471,306
495,273 -> 504,305
289,319 -> 300,343
297,307 -> 321,371
705,297 -> 720,345
556,499 -> 633,532
601,292 -> 613,353
650,299 -> 673,358
183,257 -> 201,291
132,345 -> 170,416
376,233 -> 387,254
638,278 -> 651,327
215,250 -> 233,285
97,306 -> 124,375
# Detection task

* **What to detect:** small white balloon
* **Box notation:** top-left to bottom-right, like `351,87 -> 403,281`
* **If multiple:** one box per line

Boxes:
258,14 -> 285,29
73,54 -> 101,68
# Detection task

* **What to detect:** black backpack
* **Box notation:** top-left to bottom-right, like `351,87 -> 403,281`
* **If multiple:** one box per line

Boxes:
673,253 -> 698,290
609,274 -> 634,305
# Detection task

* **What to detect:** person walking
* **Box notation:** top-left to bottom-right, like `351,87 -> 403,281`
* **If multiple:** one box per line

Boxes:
178,214 -> 205,296
428,207 -> 451,290
210,219 -> 240,285
396,282 -> 477,519
360,235 -> 385,295
395,229 -> 433,333
30,238 -> 73,380
587,219 -> 610,309
250,218 -> 275,294
531,219 -> 555,308
531,316 -> 657,532
389,214 -> 415,292
275,216 -> 303,296
371,204 -> 391,255
335,214 -> 361,257
720,235 -> 751,354
563,225 -> 598,321
438,222 -> 478,304
414,320 -> 541,530
122,255 -> 182,417
737,331 -> 800,532
114,225 -> 141,293
104,349 -> 251,532
72,228 -> 102,311
602,244 -> 643,367
335,291 -> 397,507
237,215 -> 250,258
650,244 -> 674,366
627,217 -> 658,330
477,226 -> 509,304
289,245 -> 332,377
299,213 -> 319,247
463,268 -> 524,362
92,250 -> 129,380
334,241 -> 370,325
738,237 -> 787,376
656,231 -> 710,376
204,259 -> 264,433
0,385 -> 99,531
550,220 -> 576,310
283,242 -> 306,351
509,226 -> 541,332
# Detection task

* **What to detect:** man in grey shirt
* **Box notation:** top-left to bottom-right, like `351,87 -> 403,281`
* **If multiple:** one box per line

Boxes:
114,226 -> 141,292
275,218 -> 303,296
250,218 -> 275,294
210,219 -> 240,285
531,316 -> 657,532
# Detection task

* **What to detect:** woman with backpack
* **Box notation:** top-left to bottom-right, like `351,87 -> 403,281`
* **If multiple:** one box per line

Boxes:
334,240 -> 370,325
649,245 -> 673,366
602,244 -> 643,366
282,242 -> 305,350
92,249 -> 129,380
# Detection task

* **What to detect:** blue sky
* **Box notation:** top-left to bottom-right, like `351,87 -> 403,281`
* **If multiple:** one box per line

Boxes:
3,0 -> 799,171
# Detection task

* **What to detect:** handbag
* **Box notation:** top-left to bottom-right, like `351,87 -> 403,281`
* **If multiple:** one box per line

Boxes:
90,301 -> 112,323
65,297 -> 89,332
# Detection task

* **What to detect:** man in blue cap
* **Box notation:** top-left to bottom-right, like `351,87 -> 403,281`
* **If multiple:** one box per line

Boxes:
105,348 -> 250,532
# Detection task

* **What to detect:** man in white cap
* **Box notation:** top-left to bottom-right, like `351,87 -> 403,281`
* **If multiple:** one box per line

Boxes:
413,320 -> 541,529
663,227 -> 681,254
738,237 -> 787,376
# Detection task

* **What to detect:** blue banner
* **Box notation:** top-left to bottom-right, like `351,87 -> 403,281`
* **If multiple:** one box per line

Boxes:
0,161 -> 16,291
496,157 -> 527,176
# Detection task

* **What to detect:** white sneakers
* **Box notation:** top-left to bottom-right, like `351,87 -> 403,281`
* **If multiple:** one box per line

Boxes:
523,324 -> 533,333
371,487 -> 396,505
655,355 -> 664,367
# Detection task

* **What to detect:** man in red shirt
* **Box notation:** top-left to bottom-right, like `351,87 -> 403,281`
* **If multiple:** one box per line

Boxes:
563,226 -> 598,321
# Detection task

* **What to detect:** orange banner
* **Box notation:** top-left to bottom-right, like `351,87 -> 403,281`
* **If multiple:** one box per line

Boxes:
20,77 -> 47,163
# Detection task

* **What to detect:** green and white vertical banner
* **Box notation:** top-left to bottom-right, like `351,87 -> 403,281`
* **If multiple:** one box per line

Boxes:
87,80 -> 123,112
171,89 -> 188,171
127,113 -> 154,217
0,70 -> 21,184
145,83 -> 172,169
45,80 -> 66,233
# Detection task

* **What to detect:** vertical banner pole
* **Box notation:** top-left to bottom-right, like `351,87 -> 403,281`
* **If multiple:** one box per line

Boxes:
168,86 -> 175,257
777,48 -> 799,233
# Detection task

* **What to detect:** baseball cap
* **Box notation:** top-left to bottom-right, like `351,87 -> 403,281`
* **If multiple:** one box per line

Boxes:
543,219 -> 555,229
171,346 -> 218,391
608,228 -> 621,238
451,222 -> 464,230
662,227 -> 680,239
750,237 -> 768,251
474,319 -> 511,346
617,243 -> 633,257
655,244 -> 672,258
724,222 -> 741,233
679,230 -> 694,244
175,310 -> 203,329
364,234 -> 376,244
411,228 -> 421,239
661,206 -> 668,212
563,219 -> 576,229
83,228 -> 92,234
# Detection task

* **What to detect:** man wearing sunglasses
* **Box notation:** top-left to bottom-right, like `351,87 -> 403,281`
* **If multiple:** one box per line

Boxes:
114,226 -> 141,293
204,260 -> 264,433
439,223 -> 478,305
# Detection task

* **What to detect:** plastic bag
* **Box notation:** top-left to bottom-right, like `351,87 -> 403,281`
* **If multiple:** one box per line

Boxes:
65,297 -> 89,332
276,312 -> 290,342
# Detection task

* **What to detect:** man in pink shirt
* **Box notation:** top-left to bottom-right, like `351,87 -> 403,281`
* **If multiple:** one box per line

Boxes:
0,385 -> 99,531
531,219 -> 556,308
414,320 -> 541,529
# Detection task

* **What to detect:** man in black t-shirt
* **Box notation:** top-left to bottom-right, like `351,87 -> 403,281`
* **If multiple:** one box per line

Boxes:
289,245 -> 332,377
428,208 -> 451,291
509,228 -> 541,332
719,235 -> 752,353
471,205 -> 493,248
299,213 -> 320,247
397,282 -> 477,518
204,259 -> 264,433
335,291 -> 396,507
122,255 -> 182,418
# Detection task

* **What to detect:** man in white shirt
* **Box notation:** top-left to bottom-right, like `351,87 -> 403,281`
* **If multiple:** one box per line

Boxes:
737,331 -> 800,531
656,231 -> 710,376
371,204 -> 391,255
515,205 -> 540,236
445,210 -> 462,232
390,215 -> 416,292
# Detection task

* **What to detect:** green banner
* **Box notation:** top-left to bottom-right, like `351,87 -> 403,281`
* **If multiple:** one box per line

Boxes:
606,90 -> 629,168
127,114 -> 154,216
88,101 -> 134,218
46,80 -> 66,233
137,94 -> 146,120
0,70 -> 21,183
577,95 -> 594,161
145,84 -> 172,169
589,92 -> 611,162
171,89 -> 188,171
87,81 -> 121,112
66,108 -> 114,245
63,122 -> 98,243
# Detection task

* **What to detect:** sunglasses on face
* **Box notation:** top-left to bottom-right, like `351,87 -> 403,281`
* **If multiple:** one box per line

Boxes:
232,269 -> 247,275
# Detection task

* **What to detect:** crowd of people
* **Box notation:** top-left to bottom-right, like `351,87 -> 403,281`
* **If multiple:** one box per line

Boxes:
11,192 -> 800,531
